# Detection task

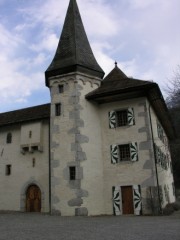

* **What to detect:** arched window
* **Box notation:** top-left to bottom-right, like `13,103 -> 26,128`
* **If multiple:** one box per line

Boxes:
6,133 -> 12,144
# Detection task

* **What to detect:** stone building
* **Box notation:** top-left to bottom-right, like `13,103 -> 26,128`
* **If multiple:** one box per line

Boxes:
0,0 -> 175,216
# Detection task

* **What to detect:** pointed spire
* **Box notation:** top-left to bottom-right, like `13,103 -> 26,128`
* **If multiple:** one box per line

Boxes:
45,0 -> 104,86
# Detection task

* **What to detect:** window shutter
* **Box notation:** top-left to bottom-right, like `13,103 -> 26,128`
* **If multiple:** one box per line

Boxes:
109,111 -> 116,129
110,145 -> 119,164
133,185 -> 142,215
130,142 -> 138,162
112,186 -> 122,215
127,108 -> 135,126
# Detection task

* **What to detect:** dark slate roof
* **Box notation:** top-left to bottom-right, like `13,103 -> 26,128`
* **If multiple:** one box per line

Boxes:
0,103 -> 50,127
86,65 -> 175,140
45,0 -> 104,86
86,65 -> 155,99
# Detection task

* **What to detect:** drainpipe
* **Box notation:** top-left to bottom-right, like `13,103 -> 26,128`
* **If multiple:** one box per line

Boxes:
148,103 -> 162,215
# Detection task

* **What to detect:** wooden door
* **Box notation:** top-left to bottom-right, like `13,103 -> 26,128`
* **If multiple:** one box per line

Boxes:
121,186 -> 134,214
26,185 -> 41,212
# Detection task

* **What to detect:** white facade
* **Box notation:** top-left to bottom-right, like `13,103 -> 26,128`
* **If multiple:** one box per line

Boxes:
0,120 -> 49,212
0,74 -> 175,216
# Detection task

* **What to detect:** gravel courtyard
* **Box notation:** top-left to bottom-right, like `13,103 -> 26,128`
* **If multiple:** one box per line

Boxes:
0,213 -> 180,240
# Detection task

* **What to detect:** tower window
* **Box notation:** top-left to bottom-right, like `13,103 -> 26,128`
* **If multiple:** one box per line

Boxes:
58,85 -> 64,93
69,167 -> 76,180
55,103 -> 61,116
6,165 -> 11,175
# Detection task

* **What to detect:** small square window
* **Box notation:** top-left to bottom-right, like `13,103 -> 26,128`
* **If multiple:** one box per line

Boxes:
58,85 -> 64,93
6,165 -> 11,175
69,167 -> 76,180
116,110 -> 128,127
119,144 -> 130,161
55,103 -> 61,116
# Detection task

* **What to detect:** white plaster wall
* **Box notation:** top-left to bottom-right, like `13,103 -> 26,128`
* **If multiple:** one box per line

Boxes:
149,104 -> 175,207
0,120 -> 49,212
49,72 -> 104,216
50,77 -> 76,216
100,98 -> 156,215
79,79 -> 104,216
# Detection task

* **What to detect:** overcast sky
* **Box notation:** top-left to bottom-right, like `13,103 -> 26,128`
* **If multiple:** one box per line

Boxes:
0,0 -> 179,112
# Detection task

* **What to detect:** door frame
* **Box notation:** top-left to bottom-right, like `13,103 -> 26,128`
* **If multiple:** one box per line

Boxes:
26,184 -> 41,212
20,180 -> 45,212
112,185 -> 142,215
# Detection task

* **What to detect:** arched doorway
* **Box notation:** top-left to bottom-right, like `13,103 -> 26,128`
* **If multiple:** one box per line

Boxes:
26,185 -> 41,212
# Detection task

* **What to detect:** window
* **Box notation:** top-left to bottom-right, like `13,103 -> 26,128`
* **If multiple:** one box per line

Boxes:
31,146 -> 38,151
157,122 -> 164,142
116,110 -> 128,126
69,167 -> 76,180
109,108 -> 135,128
6,133 -> 12,144
154,143 -> 168,170
119,144 -> 130,161
111,142 -> 138,164
55,103 -> 61,116
58,85 -> 64,93
6,165 -> 11,175
29,131 -> 32,138
32,158 -> 35,167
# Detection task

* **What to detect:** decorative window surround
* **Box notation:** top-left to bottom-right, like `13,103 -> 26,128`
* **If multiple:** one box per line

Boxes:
111,142 -> 138,164
154,143 -> 168,170
157,122 -> 164,142
109,108 -> 135,129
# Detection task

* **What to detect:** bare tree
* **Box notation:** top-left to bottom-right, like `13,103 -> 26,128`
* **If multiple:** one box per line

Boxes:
166,65 -> 180,108
166,65 -> 180,190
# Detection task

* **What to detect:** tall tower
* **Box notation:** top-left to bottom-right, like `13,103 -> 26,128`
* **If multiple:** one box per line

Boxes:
45,0 -> 104,216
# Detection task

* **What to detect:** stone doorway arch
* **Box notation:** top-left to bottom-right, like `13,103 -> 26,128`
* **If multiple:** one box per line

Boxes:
20,180 -> 45,212
26,185 -> 41,212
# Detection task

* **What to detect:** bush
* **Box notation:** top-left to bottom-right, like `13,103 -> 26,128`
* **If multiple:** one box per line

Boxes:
171,201 -> 180,211
163,203 -> 174,215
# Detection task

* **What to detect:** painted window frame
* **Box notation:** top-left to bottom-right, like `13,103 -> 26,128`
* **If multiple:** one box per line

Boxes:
109,108 -> 135,129
111,142 -> 138,164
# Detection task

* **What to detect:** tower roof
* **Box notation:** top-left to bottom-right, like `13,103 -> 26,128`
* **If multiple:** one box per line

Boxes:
45,0 -> 104,86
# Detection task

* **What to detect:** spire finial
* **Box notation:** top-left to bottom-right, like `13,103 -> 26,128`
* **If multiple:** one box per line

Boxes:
115,61 -> 118,68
